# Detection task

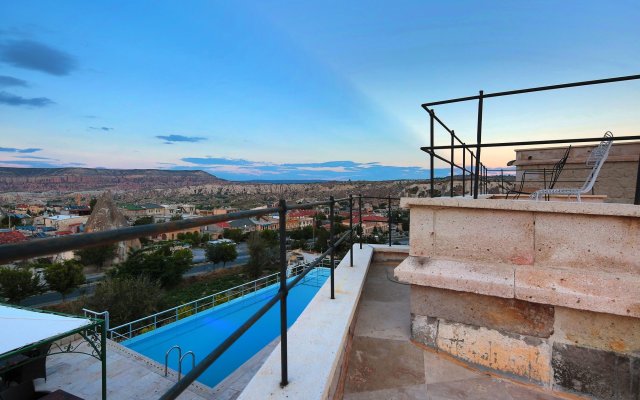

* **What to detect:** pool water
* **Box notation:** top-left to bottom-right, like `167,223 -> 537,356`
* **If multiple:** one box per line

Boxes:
124,268 -> 329,388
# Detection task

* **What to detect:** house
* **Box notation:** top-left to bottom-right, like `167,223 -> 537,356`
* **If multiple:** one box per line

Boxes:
0,230 -> 27,244
43,215 -> 88,233
119,203 -> 165,219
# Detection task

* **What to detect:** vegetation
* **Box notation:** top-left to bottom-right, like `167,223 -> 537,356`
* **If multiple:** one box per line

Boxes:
160,268 -> 249,308
0,265 -> 44,303
133,216 -> 154,226
75,244 -> 117,269
84,276 -> 164,327
206,243 -> 238,267
245,232 -> 276,278
222,228 -> 244,243
43,260 -> 86,302
109,245 -> 192,288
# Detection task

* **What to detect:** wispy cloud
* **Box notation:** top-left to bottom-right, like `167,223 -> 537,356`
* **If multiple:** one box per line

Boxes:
0,160 -> 85,168
156,134 -> 207,143
0,147 -> 42,153
89,126 -> 114,132
177,156 -> 435,181
0,91 -> 53,107
0,40 -> 77,76
0,75 -> 28,88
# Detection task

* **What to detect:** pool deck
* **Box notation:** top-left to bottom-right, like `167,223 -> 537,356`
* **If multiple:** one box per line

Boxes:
341,260 -> 571,400
35,339 -> 214,399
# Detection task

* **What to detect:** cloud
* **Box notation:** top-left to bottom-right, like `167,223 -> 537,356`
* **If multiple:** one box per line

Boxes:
89,126 -> 114,132
15,155 -> 56,160
0,75 -> 28,88
0,160 -> 85,168
0,147 -> 42,153
0,91 -> 54,107
176,156 -> 440,181
156,134 -> 207,143
0,40 -> 77,75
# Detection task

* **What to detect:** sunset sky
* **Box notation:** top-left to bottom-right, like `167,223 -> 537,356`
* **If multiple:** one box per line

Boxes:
1,1 -> 639,180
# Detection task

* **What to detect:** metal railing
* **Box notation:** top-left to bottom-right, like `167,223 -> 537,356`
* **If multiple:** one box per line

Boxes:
420,73 -> 640,204
0,194 -> 400,399
107,263 -> 327,342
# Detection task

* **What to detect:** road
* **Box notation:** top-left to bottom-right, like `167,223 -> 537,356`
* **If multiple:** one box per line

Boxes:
21,243 -> 250,307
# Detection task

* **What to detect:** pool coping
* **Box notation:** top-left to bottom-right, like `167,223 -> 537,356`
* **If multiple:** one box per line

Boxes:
237,244 -> 408,400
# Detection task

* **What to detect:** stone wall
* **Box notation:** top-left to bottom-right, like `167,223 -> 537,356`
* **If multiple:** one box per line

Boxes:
514,141 -> 640,204
397,197 -> 640,399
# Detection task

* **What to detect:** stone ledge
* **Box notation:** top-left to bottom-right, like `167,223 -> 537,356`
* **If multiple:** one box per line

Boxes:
394,256 -> 515,299
396,256 -> 640,318
515,266 -> 640,318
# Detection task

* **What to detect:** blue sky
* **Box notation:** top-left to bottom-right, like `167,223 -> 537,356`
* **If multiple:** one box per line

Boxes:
0,1 -> 638,181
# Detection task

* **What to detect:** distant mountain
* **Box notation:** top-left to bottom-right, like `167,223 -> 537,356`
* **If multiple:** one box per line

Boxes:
0,167 -> 224,192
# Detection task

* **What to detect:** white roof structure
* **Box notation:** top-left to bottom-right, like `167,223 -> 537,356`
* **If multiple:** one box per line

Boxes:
0,305 -> 93,356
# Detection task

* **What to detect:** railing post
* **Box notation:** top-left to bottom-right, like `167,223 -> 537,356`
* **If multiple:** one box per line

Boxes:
450,130 -> 455,197
474,90 -> 484,199
278,199 -> 288,387
429,109 -> 435,198
635,158 -> 640,205
462,144 -> 466,197
329,196 -> 335,300
101,319 -> 107,400
358,194 -> 363,249
349,194 -> 353,267
501,169 -> 505,194
388,195 -> 392,247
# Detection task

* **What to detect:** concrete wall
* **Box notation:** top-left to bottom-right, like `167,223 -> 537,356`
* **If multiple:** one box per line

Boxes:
514,141 -> 640,204
397,197 -> 640,399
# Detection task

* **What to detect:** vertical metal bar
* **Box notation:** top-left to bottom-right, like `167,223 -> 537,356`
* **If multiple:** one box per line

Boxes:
388,195 -> 392,246
474,90 -> 484,199
429,110 -> 435,197
469,149 -> 475,196
101,320 -> 107,400
450,131 -> 455,197
501,169 -> 504,194
329,196 -> 335,300
462,145 -> 466,197
278,199 -> 288,387
349,194 -> 353,267
358,194 -> 363,249
635,158 -> 640,205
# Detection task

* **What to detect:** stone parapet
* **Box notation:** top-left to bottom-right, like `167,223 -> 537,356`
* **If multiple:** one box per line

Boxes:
399,197 -> 640,399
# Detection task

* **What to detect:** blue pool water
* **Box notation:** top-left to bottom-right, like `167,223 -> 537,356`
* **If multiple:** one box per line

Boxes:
124,268 -> 329,387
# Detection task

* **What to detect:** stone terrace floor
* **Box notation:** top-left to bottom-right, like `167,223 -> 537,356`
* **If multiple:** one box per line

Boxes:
342,260 -> 568,400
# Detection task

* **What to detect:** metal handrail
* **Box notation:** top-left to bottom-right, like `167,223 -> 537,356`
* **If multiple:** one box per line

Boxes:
165,345 -> 182,377
178,351 -> 196,380
108,264 -> 319,341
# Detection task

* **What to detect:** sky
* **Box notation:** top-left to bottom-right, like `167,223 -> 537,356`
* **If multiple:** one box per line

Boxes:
0,1 -> 639,181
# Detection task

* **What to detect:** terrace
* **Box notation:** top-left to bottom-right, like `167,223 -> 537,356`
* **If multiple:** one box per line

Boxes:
1,75 -> 639,400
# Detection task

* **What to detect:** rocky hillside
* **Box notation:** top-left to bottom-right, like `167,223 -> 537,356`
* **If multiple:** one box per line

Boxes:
0,168 -> 224,192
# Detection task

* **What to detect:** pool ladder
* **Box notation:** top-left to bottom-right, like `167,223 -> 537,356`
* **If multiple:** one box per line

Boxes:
164,345 -> 196,380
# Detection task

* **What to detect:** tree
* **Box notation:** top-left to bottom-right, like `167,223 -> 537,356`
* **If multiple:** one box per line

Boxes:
206,243 -> 238,268
133,216 -> 154,226
44,260 -> 86,302
89,197 -> 98,212
170,214 -> 183,221
85,276 -> 163,327
223,228 -> 244,243
75,244 -> 117,269
0,266 -> 44,303
246,232 -> 271,279
110,246 -> 192,288
313,227 -> 330,252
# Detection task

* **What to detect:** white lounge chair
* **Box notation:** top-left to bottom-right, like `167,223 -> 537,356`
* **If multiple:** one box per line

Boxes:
530,131 -> 613,202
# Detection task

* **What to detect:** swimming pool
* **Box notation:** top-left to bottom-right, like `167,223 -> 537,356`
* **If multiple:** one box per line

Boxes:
124,268 -> 329,388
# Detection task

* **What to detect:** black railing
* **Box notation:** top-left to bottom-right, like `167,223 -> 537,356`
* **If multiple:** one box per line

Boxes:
420,74 -> 640,204
0,194 -> 405,398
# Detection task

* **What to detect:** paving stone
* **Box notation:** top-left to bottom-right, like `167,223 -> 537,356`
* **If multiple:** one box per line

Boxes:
426,377 -> 515,400
354,299 -> 411,341
423,350 -> 485,385
345,336 -> 425,393
343,384 -> 428,400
